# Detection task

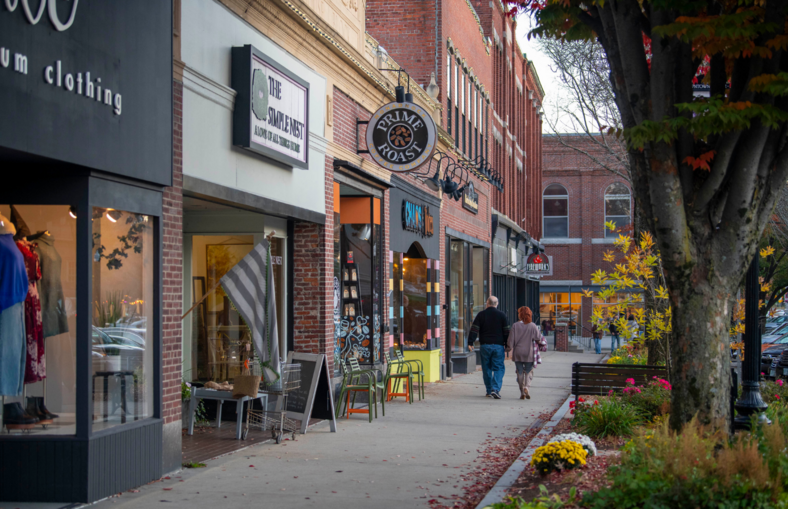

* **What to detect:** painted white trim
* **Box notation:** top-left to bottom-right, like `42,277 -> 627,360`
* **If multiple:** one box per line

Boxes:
542,238 -> 582,244
540,280 -> 584,286
591,238 -> 616,244
183,65 -> 237,111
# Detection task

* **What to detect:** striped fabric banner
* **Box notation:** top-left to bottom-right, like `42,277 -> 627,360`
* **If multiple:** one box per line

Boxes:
220,240 -> 280,377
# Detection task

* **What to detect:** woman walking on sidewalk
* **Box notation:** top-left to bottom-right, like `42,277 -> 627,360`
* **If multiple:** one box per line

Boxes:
507,306 -> 545,400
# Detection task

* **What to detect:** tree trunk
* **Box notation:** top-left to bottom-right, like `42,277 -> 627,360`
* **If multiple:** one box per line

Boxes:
669,281 -> 732,430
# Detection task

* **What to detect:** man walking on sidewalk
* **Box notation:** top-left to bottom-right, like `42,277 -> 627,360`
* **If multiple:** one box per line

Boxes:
468,296 -> 510,399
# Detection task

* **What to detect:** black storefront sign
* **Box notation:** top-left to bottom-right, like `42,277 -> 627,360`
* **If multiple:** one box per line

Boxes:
462,182 -> 479,214
0,1 -> 171,503
366,101 -> 437,173
0,1 -> 172,186
402,199 -> 434,238
389,178 -> 440,260
526,252 -> 551,276
232,44 -> 310,169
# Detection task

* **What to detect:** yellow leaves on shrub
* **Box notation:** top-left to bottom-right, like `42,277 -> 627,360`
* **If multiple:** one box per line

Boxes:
761,245 -> 776,258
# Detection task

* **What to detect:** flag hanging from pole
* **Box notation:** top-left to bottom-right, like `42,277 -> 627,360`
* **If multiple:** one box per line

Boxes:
220,239 -> 280,380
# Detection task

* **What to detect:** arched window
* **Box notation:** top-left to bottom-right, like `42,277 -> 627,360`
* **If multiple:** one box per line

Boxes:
604,183 -> 631,238
543,184 -> 568,238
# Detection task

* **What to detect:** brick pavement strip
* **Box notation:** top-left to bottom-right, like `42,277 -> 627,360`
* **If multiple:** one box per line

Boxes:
87,350 -> 602,509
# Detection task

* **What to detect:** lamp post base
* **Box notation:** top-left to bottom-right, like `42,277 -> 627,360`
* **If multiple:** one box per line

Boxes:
734,381 -> 769,431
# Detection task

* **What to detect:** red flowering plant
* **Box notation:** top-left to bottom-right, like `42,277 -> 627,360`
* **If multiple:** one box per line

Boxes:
615,377 -> 672,422
760,379 -> 788,406
569,396 -> 600,415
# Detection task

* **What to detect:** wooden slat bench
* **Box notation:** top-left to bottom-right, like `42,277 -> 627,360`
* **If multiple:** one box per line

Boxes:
571,362 -> 668,402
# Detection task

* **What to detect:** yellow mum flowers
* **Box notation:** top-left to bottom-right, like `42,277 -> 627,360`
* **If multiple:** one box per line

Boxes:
530,440 -> 588,475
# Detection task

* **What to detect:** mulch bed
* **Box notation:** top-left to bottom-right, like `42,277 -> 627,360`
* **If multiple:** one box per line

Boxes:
505,417 -> 626,504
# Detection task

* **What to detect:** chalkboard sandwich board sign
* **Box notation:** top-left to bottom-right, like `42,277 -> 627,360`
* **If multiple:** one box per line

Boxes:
282,353 -> 337,434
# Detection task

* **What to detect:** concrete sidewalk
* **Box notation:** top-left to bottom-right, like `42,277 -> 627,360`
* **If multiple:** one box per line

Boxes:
90,350 -> 602,509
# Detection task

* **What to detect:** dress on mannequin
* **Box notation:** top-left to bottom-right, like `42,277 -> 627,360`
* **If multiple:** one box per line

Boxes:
0,214 -> 30,397
31,233 -> 68,338
17,240 -> 45,384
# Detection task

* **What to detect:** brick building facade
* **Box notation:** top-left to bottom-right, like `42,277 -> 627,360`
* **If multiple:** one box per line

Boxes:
366,0 -> 546,373
540,134 -> 632,338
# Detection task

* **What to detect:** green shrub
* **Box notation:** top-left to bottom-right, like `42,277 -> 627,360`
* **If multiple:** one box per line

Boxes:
620,377 -> 672,422
760,379 -> 788,406
573,398 -> 642,438
582,418 -> 788,509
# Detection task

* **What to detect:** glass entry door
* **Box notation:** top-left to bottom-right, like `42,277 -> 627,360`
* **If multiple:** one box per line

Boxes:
447,240 -> 489,355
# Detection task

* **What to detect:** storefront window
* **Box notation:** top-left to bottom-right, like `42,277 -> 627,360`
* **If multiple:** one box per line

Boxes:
91,208 -> 154,430
402,257 -> 428,349
593,292 -> 643,319
449,241 -> 466,353
0,205 -> 77,435
471,246 -> 488,321
539,292 -> 582,335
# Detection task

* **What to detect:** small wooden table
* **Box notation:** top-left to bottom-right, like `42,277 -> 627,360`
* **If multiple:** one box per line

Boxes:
187,388 -> 268,440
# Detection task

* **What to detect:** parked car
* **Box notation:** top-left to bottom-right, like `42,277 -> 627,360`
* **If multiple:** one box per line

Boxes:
762,325 -> 788,352
761,344 -> 788,379
92,326 -> 144,357
766,315 -> 788,331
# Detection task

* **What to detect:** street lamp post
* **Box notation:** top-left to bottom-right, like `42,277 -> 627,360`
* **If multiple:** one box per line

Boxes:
734,255 -> 768,430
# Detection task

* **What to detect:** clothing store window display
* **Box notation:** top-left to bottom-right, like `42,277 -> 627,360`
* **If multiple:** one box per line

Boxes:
0,205 -> 76,434
506,307 -> 547,400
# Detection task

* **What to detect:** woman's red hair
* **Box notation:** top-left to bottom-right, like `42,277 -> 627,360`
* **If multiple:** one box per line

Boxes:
518,306 -> 532,324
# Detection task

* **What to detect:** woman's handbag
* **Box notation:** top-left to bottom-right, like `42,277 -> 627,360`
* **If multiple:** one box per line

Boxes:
537,336 -> 548,352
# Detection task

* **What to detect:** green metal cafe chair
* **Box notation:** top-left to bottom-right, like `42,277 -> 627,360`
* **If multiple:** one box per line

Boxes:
336,358 -> 380,422
383,351 -> 413,403
395,349 -> 425,401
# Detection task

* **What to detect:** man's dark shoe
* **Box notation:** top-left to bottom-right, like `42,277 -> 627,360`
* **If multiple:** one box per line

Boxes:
492,391 -> 501,399
485,394 -> 492,398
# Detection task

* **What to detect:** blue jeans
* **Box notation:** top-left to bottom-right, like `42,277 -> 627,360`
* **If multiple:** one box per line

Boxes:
611,334 -> 621,352
593,338 -> 602,354
480,344 -> 505,394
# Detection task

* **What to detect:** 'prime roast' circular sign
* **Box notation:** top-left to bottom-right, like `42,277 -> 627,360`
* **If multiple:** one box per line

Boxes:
366,102 -> 437,173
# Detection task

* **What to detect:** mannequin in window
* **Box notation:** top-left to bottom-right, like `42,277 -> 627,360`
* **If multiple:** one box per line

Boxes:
0,213 -> 39,429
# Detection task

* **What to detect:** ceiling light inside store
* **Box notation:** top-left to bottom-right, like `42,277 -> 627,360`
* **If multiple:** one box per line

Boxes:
358,224 -> 371,241
106,209 -> 122,223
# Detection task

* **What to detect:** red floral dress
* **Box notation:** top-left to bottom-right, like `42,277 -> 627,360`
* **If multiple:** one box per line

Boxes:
17,241 -> 45,384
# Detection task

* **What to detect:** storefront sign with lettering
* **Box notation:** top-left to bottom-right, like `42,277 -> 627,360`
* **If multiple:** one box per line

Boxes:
462,182 -> 479,214
525,252 -> 551,276
232,44 -> 309,169
366,102 -> 436,173
402,200 -> 434,238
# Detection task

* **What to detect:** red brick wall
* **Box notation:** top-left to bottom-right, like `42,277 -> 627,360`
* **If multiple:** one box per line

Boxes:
292,158 -> 334,372
365,0 -> 439,94
540,134 -> 630,285
162,80 -> 183,425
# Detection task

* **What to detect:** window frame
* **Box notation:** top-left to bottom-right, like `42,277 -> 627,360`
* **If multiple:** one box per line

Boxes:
542,184 -> 569,239
603,183 -> 631,238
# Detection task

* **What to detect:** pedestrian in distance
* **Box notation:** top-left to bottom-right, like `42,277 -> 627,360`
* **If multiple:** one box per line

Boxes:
610,315 -> 621,352
468,296 -> 510,399
591,322 -> 603,354
627,314 -> 639,341
506,306 -> 545,400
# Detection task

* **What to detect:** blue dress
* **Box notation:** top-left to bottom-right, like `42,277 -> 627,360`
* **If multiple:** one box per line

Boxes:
0,233 -> 28,396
